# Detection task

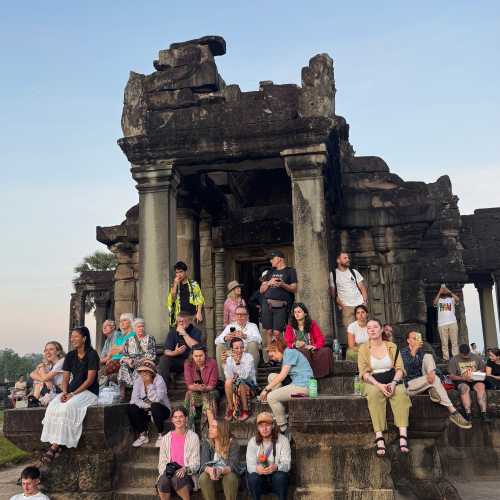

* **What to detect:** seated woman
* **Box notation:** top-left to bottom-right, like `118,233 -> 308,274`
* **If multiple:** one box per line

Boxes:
486,348 -> 500,389
117,317 -> 156,401
224,337 -> 258,422
128,359 -> 171,449
246,411 -> 291,500
346,305 -> 369,362
157,406 -> 200,500
199,410 -> 240,500
284,302 -> 332,378
10,375 -> 27,408
183,344 -> 218,432
30,341 -> 65,406
260,338 -> 313,434
358,319 -> 411,457
40,326 -> 99,464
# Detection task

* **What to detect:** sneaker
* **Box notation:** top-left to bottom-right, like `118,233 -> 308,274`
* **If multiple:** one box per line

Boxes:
428,387 -> 441,404
480,412 -> 493,423
132,433 -> 149,447
449,411 -> 472,429
155,434 -> 164,448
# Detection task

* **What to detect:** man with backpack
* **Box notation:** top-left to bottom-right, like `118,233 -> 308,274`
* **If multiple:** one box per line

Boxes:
330,252 -> 368,328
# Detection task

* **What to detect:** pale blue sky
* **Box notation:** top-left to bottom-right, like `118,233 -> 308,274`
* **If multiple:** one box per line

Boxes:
1,1 -> 499,354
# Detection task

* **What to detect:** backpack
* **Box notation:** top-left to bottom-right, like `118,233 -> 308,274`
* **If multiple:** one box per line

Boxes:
330,268 -> 362,298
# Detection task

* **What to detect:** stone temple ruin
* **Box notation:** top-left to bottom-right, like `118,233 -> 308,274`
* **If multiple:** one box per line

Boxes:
6,36 -> 500,500
69,35 -> 499,354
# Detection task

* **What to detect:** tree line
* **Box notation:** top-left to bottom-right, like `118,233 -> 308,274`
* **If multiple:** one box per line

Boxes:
0,349 -> 43,385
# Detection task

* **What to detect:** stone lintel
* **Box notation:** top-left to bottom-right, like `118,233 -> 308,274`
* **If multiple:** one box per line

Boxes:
131,162 -> 180,194
471,273 -> 494,289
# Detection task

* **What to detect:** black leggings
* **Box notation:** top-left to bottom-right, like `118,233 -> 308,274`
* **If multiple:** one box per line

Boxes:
127,403 -> 171,434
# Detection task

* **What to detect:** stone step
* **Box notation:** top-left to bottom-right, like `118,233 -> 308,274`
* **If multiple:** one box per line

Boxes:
118,461 -> 159,488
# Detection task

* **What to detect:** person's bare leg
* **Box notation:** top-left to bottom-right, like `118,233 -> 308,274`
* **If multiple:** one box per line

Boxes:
238,384 -> 249,411
399,427 -> 409,453
474,383 -> 487,412
224,380 -> 233,413
158,492 -> 170,500
176,485 -> 190,500
459,384 -> 472,414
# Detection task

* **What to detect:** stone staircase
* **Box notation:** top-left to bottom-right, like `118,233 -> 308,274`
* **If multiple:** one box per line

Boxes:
113,361 -> 356,499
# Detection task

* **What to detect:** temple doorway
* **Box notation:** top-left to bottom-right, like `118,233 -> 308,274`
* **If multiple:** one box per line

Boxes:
237,259 -> 270,323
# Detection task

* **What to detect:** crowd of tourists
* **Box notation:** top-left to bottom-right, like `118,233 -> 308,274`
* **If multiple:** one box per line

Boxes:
11,251 -> 500,500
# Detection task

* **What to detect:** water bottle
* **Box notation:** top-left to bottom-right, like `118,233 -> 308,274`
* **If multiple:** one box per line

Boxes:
353,375 -> 361,395
332,339 -> 339,360
308,378 -> 318,398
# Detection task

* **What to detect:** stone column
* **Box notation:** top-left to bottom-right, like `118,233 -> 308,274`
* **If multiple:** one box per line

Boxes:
214,248 -> 226,335
132,162 -> 180,343
94,291 -> 111,352
494,271 -> 500,341
200,212 -> 215,356
281,144 -> 333,337
177,207 -> 199,279
474,275 -> 498,349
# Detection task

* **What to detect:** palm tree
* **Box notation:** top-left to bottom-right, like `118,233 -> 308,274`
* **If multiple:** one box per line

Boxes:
74,251 -> 117,313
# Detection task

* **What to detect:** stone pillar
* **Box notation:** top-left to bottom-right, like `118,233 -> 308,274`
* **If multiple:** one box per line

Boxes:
200,212 -> 215,356
177,207 -> 199,279
474,275 -> 498,349
132,162 -> 180,343
450,284 -> 469,346
281,144 -> 333,337
494,271 -> 500,341
94,291 -> 111,352
214,248 -> 226,336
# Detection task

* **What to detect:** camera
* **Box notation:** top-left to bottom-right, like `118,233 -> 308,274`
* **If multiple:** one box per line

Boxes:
163,462 -> 181,478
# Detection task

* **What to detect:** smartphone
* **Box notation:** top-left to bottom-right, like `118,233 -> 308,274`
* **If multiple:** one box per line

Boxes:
230,327 -> 236,333
441,283 -> 446,289
415,332 -> 422,343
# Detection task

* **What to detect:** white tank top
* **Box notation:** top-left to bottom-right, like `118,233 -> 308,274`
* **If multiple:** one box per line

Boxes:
371,354 -> 392,374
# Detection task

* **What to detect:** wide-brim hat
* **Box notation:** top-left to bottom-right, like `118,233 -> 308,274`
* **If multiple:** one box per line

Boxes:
256,411 -> 274,425
227,280 -> 244,294
136,360 -> 157,375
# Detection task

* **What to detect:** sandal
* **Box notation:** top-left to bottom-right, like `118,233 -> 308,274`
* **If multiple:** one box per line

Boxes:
398,434 -> 410,454
41,445 -> 62,465
374,436 -> 386,457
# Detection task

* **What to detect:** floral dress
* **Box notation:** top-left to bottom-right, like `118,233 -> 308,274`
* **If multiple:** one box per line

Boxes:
117,334 -> 156,387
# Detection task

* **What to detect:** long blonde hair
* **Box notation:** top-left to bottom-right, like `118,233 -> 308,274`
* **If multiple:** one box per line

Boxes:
210,419 -> 232,460
45,341 -> 65,360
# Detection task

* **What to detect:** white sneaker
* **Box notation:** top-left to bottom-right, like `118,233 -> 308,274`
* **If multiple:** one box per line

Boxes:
155,435 -> 164,448
132,433 -> 149,447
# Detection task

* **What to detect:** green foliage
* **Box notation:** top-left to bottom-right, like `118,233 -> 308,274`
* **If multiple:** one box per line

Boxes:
0,349 -> 43,385
74,250 -> 117,274
0,411 -> 28,464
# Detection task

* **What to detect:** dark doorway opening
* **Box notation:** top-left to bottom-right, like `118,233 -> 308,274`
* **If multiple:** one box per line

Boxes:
237,260 -> 271,324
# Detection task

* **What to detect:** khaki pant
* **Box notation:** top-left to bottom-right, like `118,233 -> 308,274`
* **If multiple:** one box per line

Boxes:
362,383 -> 411,433
438,322 -> 458,361
406,354 -> 452,407
340,306 -> 356,327
266,373 -> 308,427
216,341 -> 260,379
198,471 -> 239,500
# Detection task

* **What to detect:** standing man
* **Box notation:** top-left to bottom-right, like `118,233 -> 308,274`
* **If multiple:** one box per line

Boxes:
330,252 -> 368,328
433,284 -> 460,361
166,261 -> 204,327
260,251 -> 298,345
158,312 -> 202,386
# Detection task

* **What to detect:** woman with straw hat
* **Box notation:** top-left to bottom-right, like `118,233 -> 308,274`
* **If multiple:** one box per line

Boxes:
224,280 -> 246,327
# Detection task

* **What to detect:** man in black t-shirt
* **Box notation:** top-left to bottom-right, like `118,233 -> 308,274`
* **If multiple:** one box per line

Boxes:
259,250 -> 298,348
158,311 -> 202,386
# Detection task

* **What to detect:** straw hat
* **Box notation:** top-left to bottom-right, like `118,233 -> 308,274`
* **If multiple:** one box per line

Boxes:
227,280 -> 244,294
136,359 -> 157,375
256,411 -> 274,424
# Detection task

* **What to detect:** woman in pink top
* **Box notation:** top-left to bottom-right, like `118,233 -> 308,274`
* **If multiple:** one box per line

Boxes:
223,281 -> 246,326
284,303 -> 333,378
157,406 -> 200,500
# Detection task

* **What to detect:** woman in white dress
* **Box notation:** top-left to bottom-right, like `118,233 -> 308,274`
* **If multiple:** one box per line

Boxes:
40,326 -> 99,464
